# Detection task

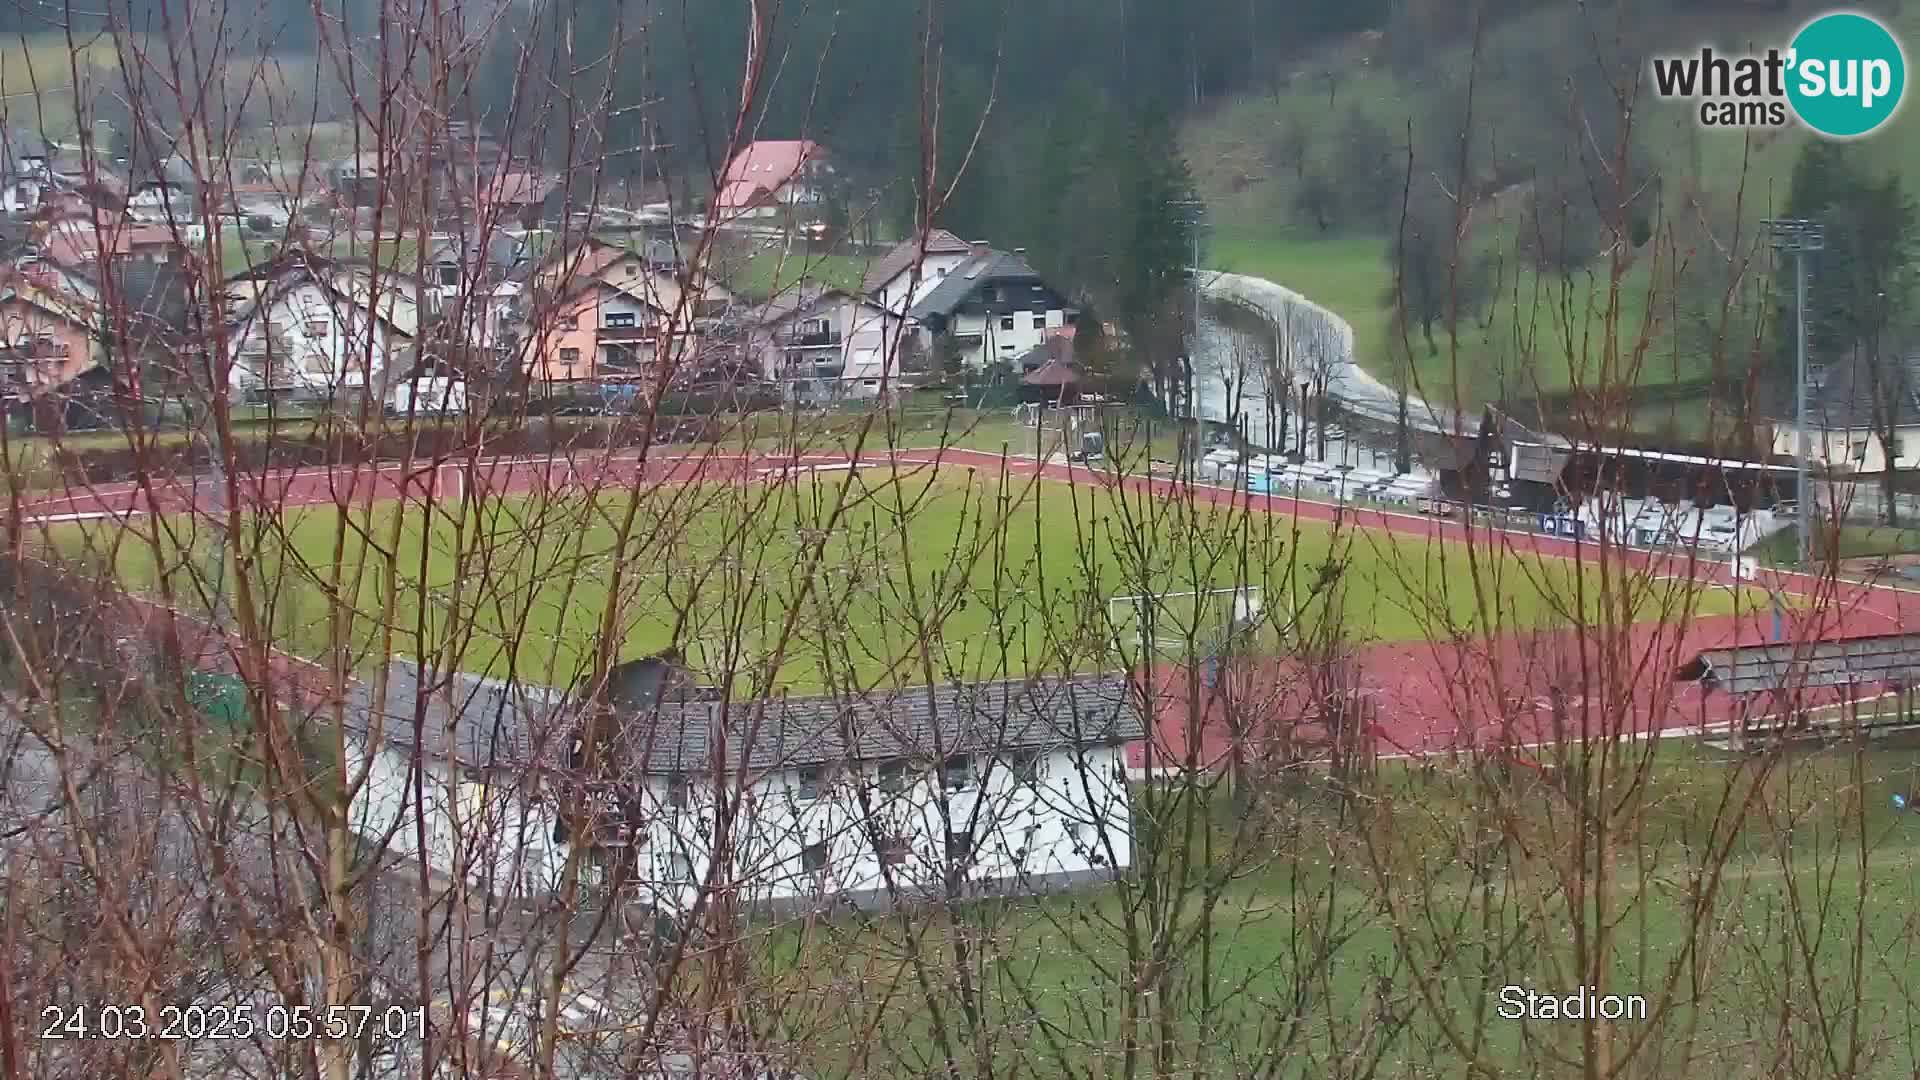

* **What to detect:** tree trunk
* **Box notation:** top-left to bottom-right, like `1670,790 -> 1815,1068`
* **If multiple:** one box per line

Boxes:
1395,381 -> 1412,474
1882,434 -> 1901,526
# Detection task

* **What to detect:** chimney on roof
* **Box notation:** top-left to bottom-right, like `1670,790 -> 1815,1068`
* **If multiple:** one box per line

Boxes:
969,241 -> 991,258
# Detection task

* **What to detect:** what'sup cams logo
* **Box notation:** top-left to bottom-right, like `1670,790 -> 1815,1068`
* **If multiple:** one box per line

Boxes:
1651,10 -> 1907,138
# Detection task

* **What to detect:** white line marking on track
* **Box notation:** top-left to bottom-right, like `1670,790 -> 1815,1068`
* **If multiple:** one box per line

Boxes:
24,510 -> 134,523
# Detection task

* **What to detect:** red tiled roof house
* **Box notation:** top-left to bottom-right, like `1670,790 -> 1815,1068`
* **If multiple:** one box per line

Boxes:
710,140 -> 834,221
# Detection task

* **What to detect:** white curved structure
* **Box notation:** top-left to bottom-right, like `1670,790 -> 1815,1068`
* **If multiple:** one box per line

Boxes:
1198,269 -> 1464,435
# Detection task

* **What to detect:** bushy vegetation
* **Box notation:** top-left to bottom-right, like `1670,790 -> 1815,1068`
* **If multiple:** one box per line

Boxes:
1180,2 -> 1920,413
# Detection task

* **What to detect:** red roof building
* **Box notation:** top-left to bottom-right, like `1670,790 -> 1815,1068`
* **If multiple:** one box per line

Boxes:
712,140 -> 832,217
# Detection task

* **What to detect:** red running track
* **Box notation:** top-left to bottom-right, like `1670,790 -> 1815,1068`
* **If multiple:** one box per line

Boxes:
18,444 -> 1920,757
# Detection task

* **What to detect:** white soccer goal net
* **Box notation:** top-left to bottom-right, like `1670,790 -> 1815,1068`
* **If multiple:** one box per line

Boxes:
1108,586 -> 1264,658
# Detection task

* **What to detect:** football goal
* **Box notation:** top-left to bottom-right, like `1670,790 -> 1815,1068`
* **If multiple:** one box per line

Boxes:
1107,586 -> 1265,659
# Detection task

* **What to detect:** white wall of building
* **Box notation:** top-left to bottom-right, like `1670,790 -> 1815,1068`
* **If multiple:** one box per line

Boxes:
127,183 -> 195,224
1775,423 -> 1920,476
871,254 -> 971,316
1,175 -> 46,216
342,733 -> 570,902
343,736 -> 1135,915
760,296 -> 906,402
947,306 -> 1065,371
637,743 -> 1133,914
228,278 -> 407,394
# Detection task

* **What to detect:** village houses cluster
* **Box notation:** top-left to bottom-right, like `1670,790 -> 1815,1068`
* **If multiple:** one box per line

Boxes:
0,123 -> 1122,912
0,128 -> 1083,427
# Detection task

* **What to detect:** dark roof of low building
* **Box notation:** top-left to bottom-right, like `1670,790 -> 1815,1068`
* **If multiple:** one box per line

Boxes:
343,661 -> 1144,775
756,283 -> 842,326
345,659 -> 572,768
1486,405 -> 1569,448
1021,358 -> 1082,388
110,261 -> 195,334
1015,335 -> 1074,373
906,249 -> 1044,322
0,129 -> 49,172
1796,350 -> 1920,430
628,673 -> 1143,773
860,228 -> 972,294
1409,430 -> 1476,471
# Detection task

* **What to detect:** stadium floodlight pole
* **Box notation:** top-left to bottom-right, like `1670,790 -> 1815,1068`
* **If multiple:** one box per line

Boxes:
1765,218 -> 1824,568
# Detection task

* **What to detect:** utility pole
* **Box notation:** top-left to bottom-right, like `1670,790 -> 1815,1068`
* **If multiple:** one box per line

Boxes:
1765,218 -> 1824,568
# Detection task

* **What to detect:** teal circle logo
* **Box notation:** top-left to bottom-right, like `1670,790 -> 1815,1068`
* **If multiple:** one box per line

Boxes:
1787,12 -> 1907,138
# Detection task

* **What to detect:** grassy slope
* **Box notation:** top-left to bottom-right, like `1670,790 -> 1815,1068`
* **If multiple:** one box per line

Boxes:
1184,6 -> 1892,408
55,469 -> 1748,689
771,738 -> 1920,1076
719,246 -> 874,301
0,34 -> 129,137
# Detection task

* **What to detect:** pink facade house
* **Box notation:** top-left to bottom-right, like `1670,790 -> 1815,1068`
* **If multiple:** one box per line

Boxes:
523,239 -> 736,384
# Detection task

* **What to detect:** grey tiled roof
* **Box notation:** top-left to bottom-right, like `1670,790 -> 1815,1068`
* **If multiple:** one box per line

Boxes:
906,249 -> 1044,322
622,673 -> 1143,774
342,659 -> 573,769
339,661 -> 1143,776
860,228 -> 972,295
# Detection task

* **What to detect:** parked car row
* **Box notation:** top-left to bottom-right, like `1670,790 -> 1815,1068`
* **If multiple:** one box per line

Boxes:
1199,449 -> 1433,505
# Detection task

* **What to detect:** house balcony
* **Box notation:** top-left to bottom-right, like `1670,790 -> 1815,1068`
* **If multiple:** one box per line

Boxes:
598,324 -> 658,346
785,355 -> 842,379
599,344 -> 652,378
781,328 -> 841,348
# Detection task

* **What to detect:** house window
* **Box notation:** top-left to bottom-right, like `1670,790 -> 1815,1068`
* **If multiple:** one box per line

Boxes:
999,315 -> 1015,331
1009,750 -> 1041,786
305,319 -> 327,337
801,840 -> 828,874
874,835 -> 911,866
565,313 -> 579,329
941,755 -> 974,791
625,260 -> 640,278
666,773 -> 691,808
605,311 -> 636,328
1851,440 -> 1870,462
796,765 -> 824,800
1032,313 -> 1046,331
1893,437 -> 1907,461
437,262 -> 459,287
879,760 -> 909,794
559,347 -> 581,369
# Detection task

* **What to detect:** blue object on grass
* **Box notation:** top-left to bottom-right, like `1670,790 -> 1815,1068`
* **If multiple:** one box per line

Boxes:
1894,793 -> 1909,811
